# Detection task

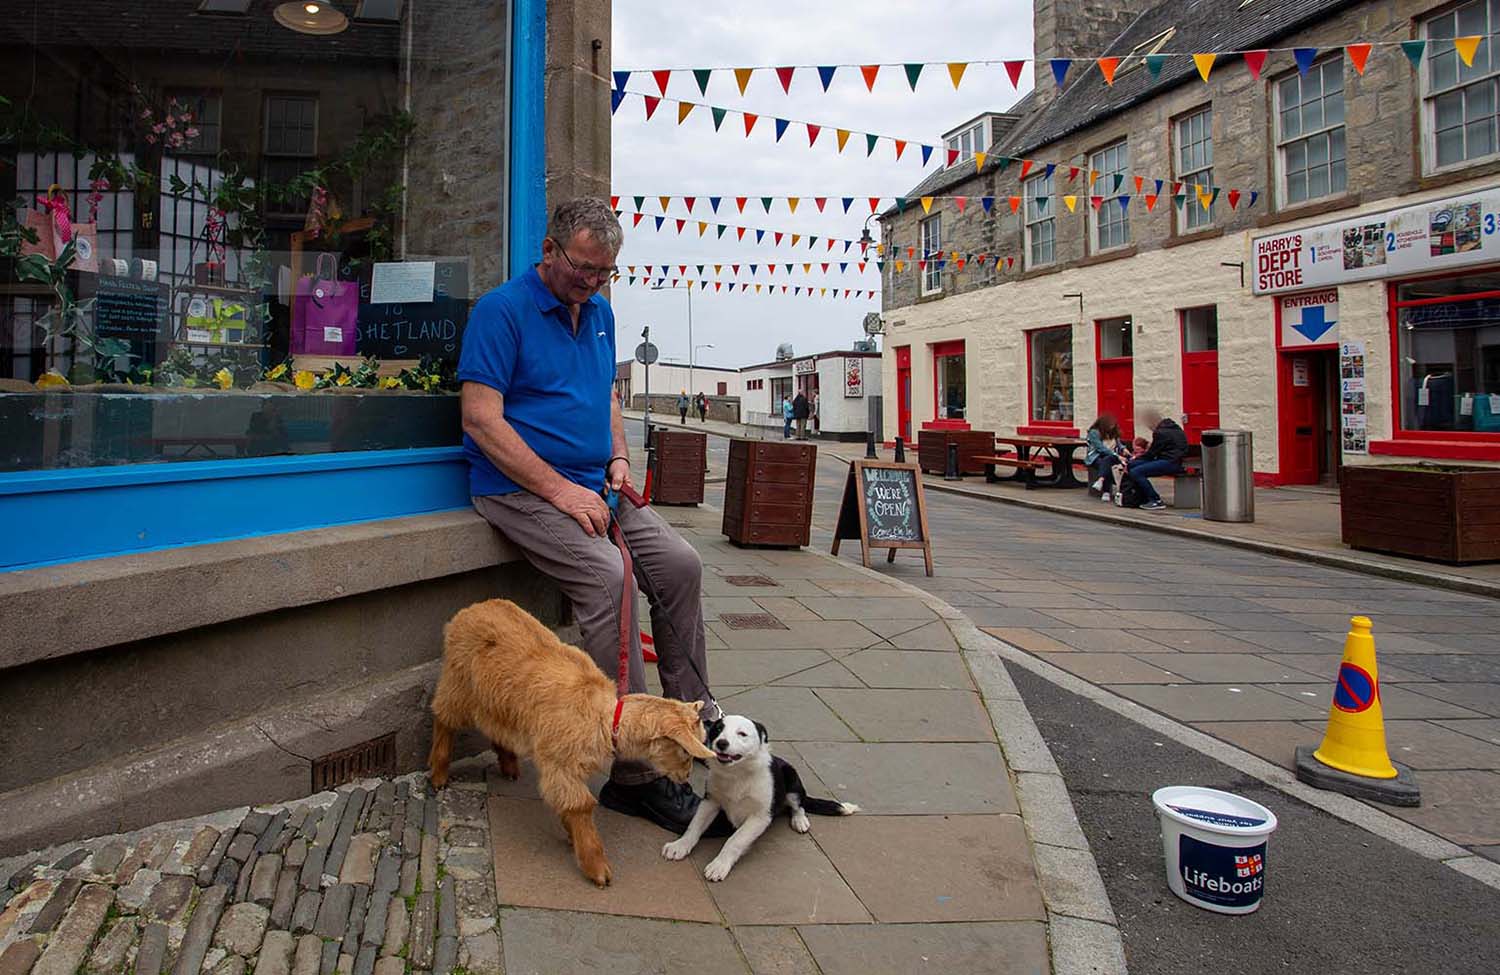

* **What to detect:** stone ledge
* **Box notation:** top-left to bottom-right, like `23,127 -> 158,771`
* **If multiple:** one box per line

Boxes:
0,510 -> 519,669
0,661 -> 488,858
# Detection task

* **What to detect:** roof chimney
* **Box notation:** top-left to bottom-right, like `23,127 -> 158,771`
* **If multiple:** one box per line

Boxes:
1032,0 -> 1154,106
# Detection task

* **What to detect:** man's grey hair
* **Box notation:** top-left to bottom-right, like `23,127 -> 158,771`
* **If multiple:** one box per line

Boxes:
547,198 -> 623,255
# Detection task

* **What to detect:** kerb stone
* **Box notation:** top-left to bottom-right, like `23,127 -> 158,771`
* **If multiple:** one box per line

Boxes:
225,835 -> 256,865
198,833 -> 234,887
248,856 -> 283,907
312,885 -> 353,940
436,878 -> 456,939
27,877 -> 82,934
253,931 -> 294,975
170,884 -> 228,975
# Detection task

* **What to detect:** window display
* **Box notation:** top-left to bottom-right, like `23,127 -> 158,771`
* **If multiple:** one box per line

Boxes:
1029,326 -> 1074,423
0,0 -> 508,472
933,341 -> 966,420
1396,272 -> 1500,433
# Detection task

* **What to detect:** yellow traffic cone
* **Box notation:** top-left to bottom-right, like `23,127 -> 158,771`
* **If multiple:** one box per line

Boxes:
1295,616 -> 1420,806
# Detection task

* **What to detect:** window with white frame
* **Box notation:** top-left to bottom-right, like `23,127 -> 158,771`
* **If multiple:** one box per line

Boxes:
920,214 -> 942,295
164,90 -> 222,154
1276,57 -> 1345,206
1090,140 -> 1129,251
1175,107 -> 1213,232
264,93 -> 318,214
1423,0 -> 1500,171
945,122 -> 986,165
1024,171 -> 1055,268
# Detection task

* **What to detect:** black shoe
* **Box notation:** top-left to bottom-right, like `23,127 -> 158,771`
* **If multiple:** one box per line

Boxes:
598,778 -> 735,837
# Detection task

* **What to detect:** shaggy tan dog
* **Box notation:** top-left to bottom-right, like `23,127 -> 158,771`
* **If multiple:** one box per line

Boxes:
428,598 -> 715,886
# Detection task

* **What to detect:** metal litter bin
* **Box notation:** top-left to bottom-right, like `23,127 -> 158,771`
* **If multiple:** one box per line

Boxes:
1201,430 -> 1254,522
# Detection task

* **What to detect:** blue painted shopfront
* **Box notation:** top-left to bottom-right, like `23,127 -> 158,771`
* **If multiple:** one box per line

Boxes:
0,0 -> 549,572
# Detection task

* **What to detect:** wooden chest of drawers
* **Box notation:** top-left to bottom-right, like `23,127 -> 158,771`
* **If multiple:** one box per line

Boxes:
722,439 -> 817,547
649,428 -> 706,505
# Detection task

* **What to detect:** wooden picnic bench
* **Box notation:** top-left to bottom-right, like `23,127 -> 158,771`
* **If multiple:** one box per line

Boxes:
984,434 -> 1089,489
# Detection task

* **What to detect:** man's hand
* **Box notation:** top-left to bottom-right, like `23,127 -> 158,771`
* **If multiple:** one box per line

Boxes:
549,480 -> 610,537
607,457 -> 632,492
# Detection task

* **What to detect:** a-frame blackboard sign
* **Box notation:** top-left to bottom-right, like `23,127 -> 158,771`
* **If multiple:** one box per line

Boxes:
831,459 -> 933,576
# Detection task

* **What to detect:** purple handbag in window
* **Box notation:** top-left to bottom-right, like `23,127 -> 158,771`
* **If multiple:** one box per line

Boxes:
292,252 -> 358,356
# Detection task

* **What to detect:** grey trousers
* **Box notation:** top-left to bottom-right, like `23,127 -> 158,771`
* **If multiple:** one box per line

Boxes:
473,490 -> 713,785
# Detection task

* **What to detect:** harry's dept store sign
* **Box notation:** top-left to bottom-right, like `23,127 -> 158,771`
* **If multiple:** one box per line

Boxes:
1252,186 -> 1500,295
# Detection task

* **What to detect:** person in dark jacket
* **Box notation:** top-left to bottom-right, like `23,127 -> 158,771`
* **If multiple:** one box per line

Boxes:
792,391 -> 810,440
1125,410 -> 1189,511
695,391 -> 708,422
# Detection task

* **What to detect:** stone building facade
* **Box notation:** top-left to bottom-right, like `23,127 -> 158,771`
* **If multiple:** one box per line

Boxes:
880,0 -> 1500,478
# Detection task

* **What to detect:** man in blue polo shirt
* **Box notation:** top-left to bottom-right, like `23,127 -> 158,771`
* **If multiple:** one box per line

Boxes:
457,198 -> 721,835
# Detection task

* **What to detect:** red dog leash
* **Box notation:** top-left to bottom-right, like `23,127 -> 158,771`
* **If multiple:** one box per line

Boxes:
605,483 -> 649,739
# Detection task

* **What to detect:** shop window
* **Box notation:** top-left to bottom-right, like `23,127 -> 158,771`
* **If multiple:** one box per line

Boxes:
1174,107 -> 1213,232
770,376 -> 794,411
1395,273 -> 1500,434
1024,171 -> 1055,268
1089,140 -> 1129,252
1182,306 -> 1219,351
1422,0 -> 1500,171
920,214 -> 942,295
1098,316 -> 1133,358
1276,57 -> 1346,207
933,340 -> 966,420
1029,326 -> 1074,422
1,3 -> 506,474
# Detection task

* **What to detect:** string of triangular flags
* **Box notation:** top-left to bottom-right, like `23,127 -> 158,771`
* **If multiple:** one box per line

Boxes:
615,181 -> 1258,222
612,86 -> 945,166
613,275 -> 878,300
612,204 -> 867,253
615,36 -> 1490,95
617,251 -> 1025,278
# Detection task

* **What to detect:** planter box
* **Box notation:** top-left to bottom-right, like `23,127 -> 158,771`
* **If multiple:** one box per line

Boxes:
722,439 -> 815,547
1340,463 -> 1500,564
917,429 -> 995,475
650,427 -> 706,505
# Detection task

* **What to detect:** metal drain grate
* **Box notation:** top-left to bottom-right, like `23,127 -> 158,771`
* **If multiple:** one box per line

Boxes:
311,732 -> 397,792
723,575 -> 779,587
719,612 -> 789,630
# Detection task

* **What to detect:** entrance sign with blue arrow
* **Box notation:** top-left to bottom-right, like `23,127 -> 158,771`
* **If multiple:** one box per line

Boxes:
1280,289 -> 1339,347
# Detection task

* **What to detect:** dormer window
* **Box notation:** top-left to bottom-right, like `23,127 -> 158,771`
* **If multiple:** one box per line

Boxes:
945,122 -> 987,166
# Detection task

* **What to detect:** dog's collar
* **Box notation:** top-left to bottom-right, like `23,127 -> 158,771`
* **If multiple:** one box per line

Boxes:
611,698 -> 624,742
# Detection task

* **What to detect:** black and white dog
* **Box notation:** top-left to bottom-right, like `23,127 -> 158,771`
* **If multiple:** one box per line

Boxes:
662,714 -> 858,881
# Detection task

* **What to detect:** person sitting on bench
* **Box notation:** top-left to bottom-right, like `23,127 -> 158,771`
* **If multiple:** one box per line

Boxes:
1125,410 -> 1189,511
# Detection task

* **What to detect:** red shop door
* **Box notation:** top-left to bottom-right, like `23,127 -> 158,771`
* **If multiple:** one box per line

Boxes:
895,345 -> 912,442
1096,361 -> 1134,440
1278,350 -> 1336,485
1181,351 -> 1220,443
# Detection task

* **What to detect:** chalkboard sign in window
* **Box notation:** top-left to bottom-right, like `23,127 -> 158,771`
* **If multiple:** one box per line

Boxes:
89,275 -> 170,342
831,459 -> 933,575
356,259 -> 470,360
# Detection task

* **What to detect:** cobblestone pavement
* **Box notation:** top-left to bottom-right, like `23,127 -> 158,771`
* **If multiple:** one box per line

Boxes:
0,774 -> 499,975
0,498 -> 1115,975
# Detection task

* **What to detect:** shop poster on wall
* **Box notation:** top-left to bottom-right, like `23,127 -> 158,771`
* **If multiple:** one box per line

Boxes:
1252,184 -> 1500,295
1340,339 -> 1368,455
844,356 -> 863,397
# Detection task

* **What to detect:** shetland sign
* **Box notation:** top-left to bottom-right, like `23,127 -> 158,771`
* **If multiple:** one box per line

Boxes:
1252,185 -> 1500,295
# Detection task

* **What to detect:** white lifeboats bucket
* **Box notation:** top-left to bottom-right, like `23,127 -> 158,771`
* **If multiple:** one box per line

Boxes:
1152,786 -> 1278,915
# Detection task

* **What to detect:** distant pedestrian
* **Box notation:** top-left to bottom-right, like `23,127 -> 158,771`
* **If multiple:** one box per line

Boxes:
781,395 -> 793,438
810,392 -> 820,435
792,390 -> 810,440
677,390 -> 689,424
696,391 -> 708,422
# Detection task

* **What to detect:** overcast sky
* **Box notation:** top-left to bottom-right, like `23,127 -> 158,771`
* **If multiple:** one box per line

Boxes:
609,0 -> 1034,372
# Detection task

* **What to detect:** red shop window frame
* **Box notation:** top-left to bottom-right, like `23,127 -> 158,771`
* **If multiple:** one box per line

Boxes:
1371,275 -> 1500,461
926,339 -> 970,430
1022,325 -> 1081,436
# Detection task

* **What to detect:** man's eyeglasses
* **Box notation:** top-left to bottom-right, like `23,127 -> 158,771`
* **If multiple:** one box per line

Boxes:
547,237 -> 617,281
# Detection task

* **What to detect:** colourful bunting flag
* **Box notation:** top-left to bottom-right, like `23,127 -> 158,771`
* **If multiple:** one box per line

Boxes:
774,118 -> 790,142
734,68 -> 753,95
948,62 -> 967,88
921,144 -> 933,166
1063,195 -> 1077,212
735,196 -> 747,212
787,197 -> 800,214
1193,53 -> 1216,81
652,69 -> 671,96
807,124 -> 821,146
975,151 -> 987,172
955,196 -> 967,213
920,196 -> 934,214
643,95 -> 661,120
1456,35 -> 1481,67
1243,50 -> 1268,79
693,69 -> 711,95
1004,60 -> 1025,87
1401,40 -> 1426,69
677,102 -> 694,124
814,197 -> 827,212
683,196 -> 696,212
711,106 -> 727,130
659,195 -> 671,213
1347,43 -> 1372,75
610,89 -> 625,115
776,66 -> 796,93
861,64 -> 880,90
762,197 -> 774,213
1008,196 -> 1020,213
894,139 -> 908,160
1097,56 -> 1120,85
1145,54 -> 1166,79
1020,159 -> 1034,178
743,112 -> 759,135
1051,58 -> 1071,86
1228,189 -> 1241,210
866,133 -> 879,156
947,148 -> 959,167
837,128 -> 851,152
1293,48 -> 1318,75
818,66 -> 837,91
1144,194 -> 1158,211
869,197 -> 881,213
904,63 -> 924,90
612,70 -> 630,91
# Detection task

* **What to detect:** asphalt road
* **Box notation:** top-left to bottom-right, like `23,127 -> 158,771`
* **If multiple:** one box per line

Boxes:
634,426 -> 1500,973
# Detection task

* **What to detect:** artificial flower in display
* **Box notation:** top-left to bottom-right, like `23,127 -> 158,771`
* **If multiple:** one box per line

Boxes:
379,376 -> 401,389
35,370 -> 69,388
266,363 -> 288,381
213,368 -> 233,390
294,370 -> 316,390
